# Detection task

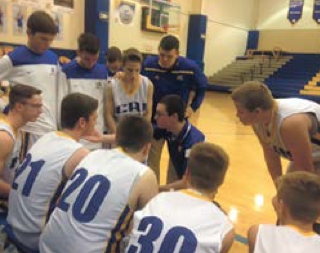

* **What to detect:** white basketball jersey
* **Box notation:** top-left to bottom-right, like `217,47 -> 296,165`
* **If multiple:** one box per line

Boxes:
7,131 -> 82,251
40,149 -> 149,253
126,189 -> 233,253
253,98 -> 320,161
0,49 -> 62,135
110,75 -> 149,121
0,119 -> 21,185
254,224 -> 320,253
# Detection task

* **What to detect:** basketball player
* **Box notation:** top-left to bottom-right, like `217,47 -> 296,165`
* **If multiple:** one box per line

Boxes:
0,84 -> 42,198
105,48 -> 153,134
143,35 -> 207,182
248,171 -> 320,253
63,33 -> 108,149
39,116 -> 158,253
231,81 -> 320,181
154,95 -> 205,191
0,11 -> 62,151
125,142 -> 234,253
106,46 -> 122,77
5,93 -> 97,253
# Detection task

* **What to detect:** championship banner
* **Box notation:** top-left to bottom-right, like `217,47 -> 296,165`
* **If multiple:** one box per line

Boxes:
287,0 -> 304,24
313,0 -> 320,24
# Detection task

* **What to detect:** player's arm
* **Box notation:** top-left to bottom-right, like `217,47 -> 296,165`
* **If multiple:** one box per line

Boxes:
220,227 -> 235,253
159,177 -> 187,192
280,114 -> 314,172
143,79 -> 153,122
190,64 -> 207,111
0,55 -> 13,80
83,129 -> 115,144
247,224 -> 259,253
186,90 -> 195,118
129,169 -> 158,210
261,142 -> 282,182
63,148 -> 90,179
105,85 -> 117,134
0,132 -> 14,196
253,127 -> 282,182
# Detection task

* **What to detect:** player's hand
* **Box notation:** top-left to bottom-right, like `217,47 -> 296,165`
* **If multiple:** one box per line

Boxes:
114,71 -> 124,80
83,129 -> 104,143
185,106 -> 193,118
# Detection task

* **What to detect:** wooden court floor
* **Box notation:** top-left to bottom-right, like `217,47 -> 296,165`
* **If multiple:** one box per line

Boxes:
159,91 -> 289,253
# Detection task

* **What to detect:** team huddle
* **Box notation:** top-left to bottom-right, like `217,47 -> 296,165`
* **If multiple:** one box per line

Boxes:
0,10 -> 320,253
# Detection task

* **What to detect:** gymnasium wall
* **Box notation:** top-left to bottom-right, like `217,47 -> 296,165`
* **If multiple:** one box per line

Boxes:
109,0 -> 257,76
108,0 -> 192,56
257,0 -> 320,52
0,0 -> 84,50
201,0 -> 257,75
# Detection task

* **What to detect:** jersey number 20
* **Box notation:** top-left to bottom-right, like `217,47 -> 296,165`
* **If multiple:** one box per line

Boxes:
57,168 -> 110,222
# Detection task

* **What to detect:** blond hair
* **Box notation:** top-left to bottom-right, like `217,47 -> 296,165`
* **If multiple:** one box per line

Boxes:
231,81 -> 274,111
275,171 -> 320,223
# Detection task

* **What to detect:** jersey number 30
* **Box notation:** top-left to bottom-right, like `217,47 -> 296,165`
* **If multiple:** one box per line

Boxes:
127,216 -> 198,253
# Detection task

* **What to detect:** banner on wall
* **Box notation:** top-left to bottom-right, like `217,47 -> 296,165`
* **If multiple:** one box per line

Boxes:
287,0 -> 304,24
51,10 -> 63,40
115,1 -> 136,26
10,0 -> 43,8
12,4 -> 27,36
313,0 -> 320,24
0,1 -> 8,34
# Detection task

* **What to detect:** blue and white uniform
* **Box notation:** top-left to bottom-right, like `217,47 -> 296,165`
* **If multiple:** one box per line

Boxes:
142,56 -> 207,117
253,224 -> 320,253
155,120 -> 205,178
6,131 -> 82,253
126,190 -> 233,253
0,119 -> 22,187
0,46 -> 64,139
63,59 -> 108,149
109,75 -> 150,122
253,98 -> 320,163
40,149 -> 149,253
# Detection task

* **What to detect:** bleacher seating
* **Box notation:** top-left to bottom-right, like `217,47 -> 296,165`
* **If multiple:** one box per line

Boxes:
207,55 -> 291,91
265,54 -> 320,102
207,52 -> 320,103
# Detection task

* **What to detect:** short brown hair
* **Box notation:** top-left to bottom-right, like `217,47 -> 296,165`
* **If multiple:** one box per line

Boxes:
27,10 -> 57,35
78,33 -> 100,55
122,48 -> 142,65
116,116 -> 152,153
187,142 -> 229,191
61,93 -> 98,129
275,171 -> 320,223
159,95 -> 186,122
9,84 -> 42,110
159,35 -> 179,51
106,46 -> 122,63
231,81 -> 274,112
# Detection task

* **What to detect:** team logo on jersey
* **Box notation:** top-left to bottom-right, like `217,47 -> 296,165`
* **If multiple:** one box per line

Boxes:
177,75 -> 184,81
116,102 -> 147,114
